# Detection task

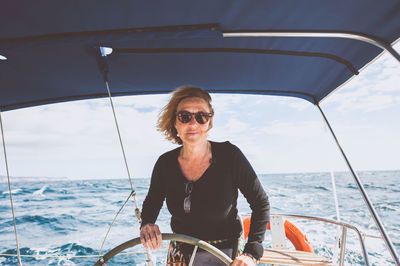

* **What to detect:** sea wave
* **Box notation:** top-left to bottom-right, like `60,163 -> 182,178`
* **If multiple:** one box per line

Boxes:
2,188 -> 22,195
33,185 -> 49,196
0,243 -> 96,266
0,171 -> 399,265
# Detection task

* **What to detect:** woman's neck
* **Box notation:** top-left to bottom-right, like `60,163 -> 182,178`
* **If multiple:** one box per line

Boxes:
180,140 -> 210,161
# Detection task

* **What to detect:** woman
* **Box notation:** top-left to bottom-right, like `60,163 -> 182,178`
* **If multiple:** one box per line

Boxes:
140,86 -> 270,265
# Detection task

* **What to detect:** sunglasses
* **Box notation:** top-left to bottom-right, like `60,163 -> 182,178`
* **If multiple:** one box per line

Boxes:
176,111 -> 213,125
184,182 -> 193,214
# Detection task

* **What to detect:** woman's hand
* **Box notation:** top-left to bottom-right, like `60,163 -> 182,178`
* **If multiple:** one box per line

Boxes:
139,223 -> 162,250
231,253 -> 257,266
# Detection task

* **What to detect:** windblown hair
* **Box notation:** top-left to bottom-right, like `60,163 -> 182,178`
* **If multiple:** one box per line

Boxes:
157,85 -> 214,144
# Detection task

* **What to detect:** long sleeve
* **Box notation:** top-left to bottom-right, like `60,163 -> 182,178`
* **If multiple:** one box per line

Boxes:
232,145 -> 270,260
141,157 -> 166,228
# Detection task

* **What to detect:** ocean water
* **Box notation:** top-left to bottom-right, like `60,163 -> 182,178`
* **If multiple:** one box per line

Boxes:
0,170 -> 399,265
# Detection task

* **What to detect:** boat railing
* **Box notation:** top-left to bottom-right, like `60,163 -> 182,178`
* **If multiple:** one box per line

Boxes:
242,213 -> 381,266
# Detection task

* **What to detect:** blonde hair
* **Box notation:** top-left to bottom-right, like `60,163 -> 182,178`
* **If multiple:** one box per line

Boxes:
157,85 -> 214,144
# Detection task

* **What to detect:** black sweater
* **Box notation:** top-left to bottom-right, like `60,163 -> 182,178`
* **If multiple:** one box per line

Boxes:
141,141 -> 270,259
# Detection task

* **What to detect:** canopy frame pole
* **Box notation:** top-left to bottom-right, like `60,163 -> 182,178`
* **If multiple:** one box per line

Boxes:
223,31 -> 400,62
316,104 -> 399,266
0,111 -> 22,266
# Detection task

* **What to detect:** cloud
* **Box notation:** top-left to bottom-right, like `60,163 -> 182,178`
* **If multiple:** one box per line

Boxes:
115,94 -> 169,109
211,94 -> 258,115
259,121 -> 326,138
268,97 -> 313,111
329,93 -> 395,112
325,43 -> 400,113
0,98 -> 176,178
214,117 -> 249,134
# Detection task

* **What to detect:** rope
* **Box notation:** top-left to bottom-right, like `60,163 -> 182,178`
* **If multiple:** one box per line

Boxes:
322,118 -> 342,221
103,80 -> 141,221
323,118 -> 342,264
0,111 -> 23,266
98,47 -> 151,263
104,80 -> 134,192
330,171 -> 342,265
330,171 -> 341,221
98,190 -> 134,258
99,47 -> 141,222
0,249 -> 168,259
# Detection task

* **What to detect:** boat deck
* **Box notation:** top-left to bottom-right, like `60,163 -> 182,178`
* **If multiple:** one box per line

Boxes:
261,249 -> 332,265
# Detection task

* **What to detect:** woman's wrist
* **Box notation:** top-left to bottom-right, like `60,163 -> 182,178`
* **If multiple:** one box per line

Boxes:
243,252 -> 257,264
140,222 -> 153,229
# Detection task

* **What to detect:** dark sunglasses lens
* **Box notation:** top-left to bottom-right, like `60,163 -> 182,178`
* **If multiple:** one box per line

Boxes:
178,112 -> 192,123
177,111 -> 211,124
195,113 -> 208,124
184,195 -> 191,213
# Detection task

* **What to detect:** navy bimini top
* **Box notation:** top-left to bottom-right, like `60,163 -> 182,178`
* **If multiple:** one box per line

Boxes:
141,141 -> 270,259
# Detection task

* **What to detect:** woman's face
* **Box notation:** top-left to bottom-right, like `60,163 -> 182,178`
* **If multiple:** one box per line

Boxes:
175,97 -> 212,145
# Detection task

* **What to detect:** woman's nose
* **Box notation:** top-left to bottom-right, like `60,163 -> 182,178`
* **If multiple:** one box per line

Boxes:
188,115 -> 197,125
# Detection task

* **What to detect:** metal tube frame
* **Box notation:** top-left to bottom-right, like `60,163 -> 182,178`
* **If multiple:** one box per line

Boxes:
241,212 -> 370,264
226,30 -> 400,265
339,226 -> 347,266
276,213 -> 369,265
223,31 -> 400,62
316,105 -> 399,265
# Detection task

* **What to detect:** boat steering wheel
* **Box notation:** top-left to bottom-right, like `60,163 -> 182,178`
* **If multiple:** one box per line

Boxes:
94,233 -> 233,265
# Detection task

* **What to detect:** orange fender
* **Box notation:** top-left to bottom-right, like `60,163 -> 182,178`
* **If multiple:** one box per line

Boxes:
242,217 -> 314,253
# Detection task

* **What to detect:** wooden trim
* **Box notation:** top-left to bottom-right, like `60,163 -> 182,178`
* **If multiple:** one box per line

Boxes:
260,249 -> 332,265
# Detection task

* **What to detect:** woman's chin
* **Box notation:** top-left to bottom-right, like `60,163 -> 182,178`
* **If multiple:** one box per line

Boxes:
182,134 -> 206,144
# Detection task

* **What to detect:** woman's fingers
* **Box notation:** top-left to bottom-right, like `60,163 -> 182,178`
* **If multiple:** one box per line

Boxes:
148,227 -> 158,250
140,224 -> 162,250
139,226 -> 149,249
231,254 -> 256,266
155,225 -> 162,249
143,225 -> 155,250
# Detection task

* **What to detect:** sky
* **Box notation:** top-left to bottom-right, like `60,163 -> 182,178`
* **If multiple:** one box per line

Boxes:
1,44 -> 399,180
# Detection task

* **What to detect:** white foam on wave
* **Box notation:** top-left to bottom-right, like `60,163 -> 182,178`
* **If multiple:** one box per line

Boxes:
2,188 -> 22,194
29,247 -> 51,261
33,185 -> 48,196
50,257 -> 76,266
